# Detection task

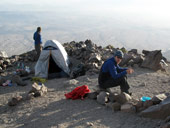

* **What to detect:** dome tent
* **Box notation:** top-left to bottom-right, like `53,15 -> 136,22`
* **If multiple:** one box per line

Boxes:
35,40 -> 70,78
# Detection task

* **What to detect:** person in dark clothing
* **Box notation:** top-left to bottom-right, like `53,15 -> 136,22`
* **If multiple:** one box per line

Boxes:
98,50 -> 134,95
33,27 -> 42,60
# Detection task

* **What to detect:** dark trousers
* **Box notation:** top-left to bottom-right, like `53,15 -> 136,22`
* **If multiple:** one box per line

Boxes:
98,71 -> 130,93
35,43 -> 42,60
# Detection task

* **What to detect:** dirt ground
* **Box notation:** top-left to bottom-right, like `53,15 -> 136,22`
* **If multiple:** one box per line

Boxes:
0,65 -> 170,128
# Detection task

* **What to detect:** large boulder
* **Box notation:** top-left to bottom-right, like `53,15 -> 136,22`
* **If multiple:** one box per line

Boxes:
141,50 -> 162,70
140,96 -> 170,119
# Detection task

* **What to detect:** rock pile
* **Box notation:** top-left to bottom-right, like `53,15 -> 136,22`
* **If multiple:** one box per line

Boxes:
8,83 -> 47,106
63,39 -> 167,77
88,90 -> 170,121
0,39 -> 167,81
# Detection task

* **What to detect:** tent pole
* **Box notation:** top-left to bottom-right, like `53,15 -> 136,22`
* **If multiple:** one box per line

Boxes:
48,50 -> 51,77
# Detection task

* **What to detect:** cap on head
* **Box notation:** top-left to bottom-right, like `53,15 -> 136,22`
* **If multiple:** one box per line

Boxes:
114,50 -> 124,59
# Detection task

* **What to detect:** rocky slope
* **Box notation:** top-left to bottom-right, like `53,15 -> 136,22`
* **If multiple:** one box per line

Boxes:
0,40 -> 170,128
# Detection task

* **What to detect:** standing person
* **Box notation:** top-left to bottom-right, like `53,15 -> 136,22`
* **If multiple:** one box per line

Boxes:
33,27 -> 42,60
98,50 -> 134,95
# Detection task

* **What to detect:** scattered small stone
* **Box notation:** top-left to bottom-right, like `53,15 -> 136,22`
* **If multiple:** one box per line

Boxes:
64,79 -> 79,85
138,82 -> 146,87
86,122 -> 94,126
8,96 -> 23,106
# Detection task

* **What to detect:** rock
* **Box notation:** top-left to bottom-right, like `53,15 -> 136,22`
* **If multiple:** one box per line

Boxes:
121,103 -> 136,113
160,123 -> 170,128
106,102 -> 121,111
89,53 -> 101,62
8,96 -> 23,106
138,82 -> 146,87
0,60 -> 4,66
87,92 -> 99,99
11,75 -> 27,86
3,59 -> 10,65
119,53 -> 134,66
114,92 -> 132,104
86,122 -> 94,126
108,93 -> 118,102
97,91 -> 109,105
140,96 -> 170,119
64,79 -> 79,85
143,100 -> 153,108
85,39 -> 95,51
0,51 -> 8,58
128,49 -> 138,54
30,83 -> 41,92
141,50 -> 162,70
130,55 -> 144,67
29,83 -> 47,97
165,116 -> 170,123
25,93 -> 35,100
152,93 -> 168,105
134,101 -> 144,112
0,67 -> 4,73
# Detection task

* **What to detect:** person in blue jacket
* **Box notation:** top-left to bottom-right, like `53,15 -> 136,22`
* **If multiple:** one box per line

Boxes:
98,50 -> 134,95
33,27 -> 42,60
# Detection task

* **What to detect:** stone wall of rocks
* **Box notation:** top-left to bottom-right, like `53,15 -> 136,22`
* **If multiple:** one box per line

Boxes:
0,39 -> 167,77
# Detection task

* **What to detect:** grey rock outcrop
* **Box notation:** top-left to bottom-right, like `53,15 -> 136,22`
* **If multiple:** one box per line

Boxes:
140,96 -> 170,119
141,50 -> 162,70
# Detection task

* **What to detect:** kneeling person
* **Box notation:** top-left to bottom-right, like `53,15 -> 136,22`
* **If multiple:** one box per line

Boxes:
98,50 -> 134,94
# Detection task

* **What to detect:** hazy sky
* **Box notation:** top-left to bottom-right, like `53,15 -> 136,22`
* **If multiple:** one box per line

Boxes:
1,0 -> 170,56
0,0 -> 170,28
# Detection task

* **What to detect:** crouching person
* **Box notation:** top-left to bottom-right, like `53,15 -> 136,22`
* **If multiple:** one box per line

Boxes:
98,50 -> 134,95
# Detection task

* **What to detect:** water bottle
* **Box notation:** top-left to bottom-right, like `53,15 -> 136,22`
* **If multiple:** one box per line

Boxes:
140,96 -> 151,102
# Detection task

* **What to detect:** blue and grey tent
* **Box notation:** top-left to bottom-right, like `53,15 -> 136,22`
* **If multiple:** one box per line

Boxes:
35,40 -> 70,78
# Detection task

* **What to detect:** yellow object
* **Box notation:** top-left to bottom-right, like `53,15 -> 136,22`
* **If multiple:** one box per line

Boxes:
31,77 -> 47,83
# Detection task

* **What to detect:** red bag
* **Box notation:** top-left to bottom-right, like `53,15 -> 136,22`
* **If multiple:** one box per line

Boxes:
65,85 -> 90,100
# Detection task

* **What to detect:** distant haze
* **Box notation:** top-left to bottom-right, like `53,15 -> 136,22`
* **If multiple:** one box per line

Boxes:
0,0 -> 170,58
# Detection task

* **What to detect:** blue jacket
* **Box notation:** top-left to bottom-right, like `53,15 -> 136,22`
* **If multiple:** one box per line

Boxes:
33,31 -> 42,45
101,57 -> 127,79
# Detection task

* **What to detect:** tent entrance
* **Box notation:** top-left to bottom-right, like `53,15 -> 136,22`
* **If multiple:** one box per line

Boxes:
48,54 -> 62,79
